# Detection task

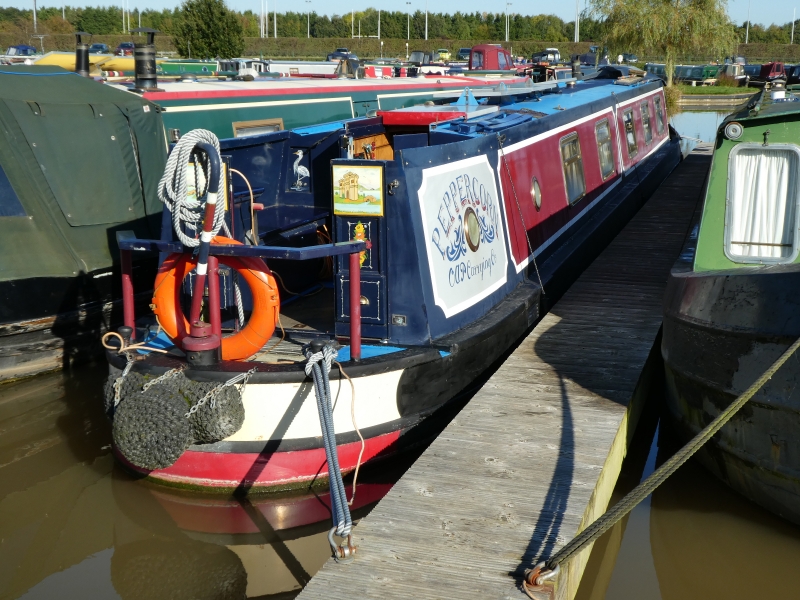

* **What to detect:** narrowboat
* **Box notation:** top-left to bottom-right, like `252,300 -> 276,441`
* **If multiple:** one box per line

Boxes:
104,73 -> 680,495
0,65 -> 167,382
662,89 -> 800,523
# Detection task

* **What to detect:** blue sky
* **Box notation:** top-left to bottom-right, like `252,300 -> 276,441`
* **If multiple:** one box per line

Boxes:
12,0 -> 800,28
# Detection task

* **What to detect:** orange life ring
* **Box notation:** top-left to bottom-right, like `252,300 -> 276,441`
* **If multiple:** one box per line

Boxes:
151,236 -> 279,361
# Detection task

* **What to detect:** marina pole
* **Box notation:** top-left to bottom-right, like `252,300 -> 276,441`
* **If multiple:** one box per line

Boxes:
378,9 -> 380,40
32,0 -> 37,33
306,0 -> 310,38
425,0 -> 427,40
351,10 -> 354,38
574,0 -> 579,42
406,2 -> 410,40
746,0 -> 750,44
274,3 -> 277,37
793,8 -> 796,44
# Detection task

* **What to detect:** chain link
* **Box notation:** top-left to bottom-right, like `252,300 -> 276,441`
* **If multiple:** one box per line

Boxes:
184,368 -> 258,418
113,353 -> 135,407
141,366 -> 187,392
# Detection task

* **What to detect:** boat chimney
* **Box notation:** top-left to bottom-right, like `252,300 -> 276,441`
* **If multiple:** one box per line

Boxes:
74,31 -> 91,77
131,27 -> 162,92
571,54 -> 581,80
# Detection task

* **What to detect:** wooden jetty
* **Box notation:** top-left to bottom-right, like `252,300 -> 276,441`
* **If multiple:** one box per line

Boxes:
299,145 -> 713,600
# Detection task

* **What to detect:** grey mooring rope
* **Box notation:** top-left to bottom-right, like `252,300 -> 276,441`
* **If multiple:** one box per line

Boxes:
530,335 -> 800,583
305,344 -> 356,562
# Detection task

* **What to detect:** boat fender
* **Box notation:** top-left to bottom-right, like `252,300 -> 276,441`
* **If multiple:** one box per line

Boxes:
151,236 -> 280,360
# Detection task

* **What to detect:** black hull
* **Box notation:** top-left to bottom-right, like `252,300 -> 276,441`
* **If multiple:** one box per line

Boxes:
663,236 -> 800,523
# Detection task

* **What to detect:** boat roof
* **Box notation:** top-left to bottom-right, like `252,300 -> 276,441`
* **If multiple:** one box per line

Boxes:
722,89 -> 800,124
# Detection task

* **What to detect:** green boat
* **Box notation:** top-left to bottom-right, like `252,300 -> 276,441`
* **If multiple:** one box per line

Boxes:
0,65 -> 167,381
662,88 -> 800,523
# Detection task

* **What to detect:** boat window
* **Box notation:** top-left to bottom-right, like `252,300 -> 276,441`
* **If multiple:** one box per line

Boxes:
595,119 -> 615,179
232,118 -> 285,138
498,52 -> 507,70
472,51 -> 484,69
654,96 -> 665,135
726,143 -> 800,263
622,109 -> 638,158
641,102 -> 653,144
560,132 -> 586,204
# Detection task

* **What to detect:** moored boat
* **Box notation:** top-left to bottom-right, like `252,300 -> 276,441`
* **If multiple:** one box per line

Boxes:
104,72 -> 680,496
662,89 -> 800,523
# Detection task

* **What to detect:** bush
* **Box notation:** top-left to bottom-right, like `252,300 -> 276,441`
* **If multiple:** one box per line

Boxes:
173,0 -> 244,59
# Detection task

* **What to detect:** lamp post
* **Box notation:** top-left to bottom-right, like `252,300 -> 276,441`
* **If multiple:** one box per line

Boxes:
406,1 -> 411,40
351,9 -> 354,38
406,41 -> 408,59
425,0 -> 427,40
381,40 -> 383,58
274,1 -> 276,37
793,7 -> 796,44
574,0 -> 579,43
378,8 -> 380,39
32,0 -> 38,33
505,2 -> 512,42
306,0 -> 310,38
745,0 -> 751,44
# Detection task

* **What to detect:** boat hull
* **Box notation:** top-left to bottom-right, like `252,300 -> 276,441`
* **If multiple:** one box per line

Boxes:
662,261 -> 800,524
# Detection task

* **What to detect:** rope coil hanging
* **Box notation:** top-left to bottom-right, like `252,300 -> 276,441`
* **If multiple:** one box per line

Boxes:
524,335 -> 800,597
158,129 -> 227,248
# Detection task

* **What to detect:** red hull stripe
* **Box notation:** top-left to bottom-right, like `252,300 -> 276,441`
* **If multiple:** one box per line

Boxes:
146,77 -> 527,102
122,429 -> 403,489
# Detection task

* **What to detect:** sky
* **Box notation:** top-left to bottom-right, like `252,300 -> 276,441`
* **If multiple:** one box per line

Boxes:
7,0 -> 800,28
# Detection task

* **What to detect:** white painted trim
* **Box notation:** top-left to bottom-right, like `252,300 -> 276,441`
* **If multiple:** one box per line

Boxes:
164,96 -> 354,114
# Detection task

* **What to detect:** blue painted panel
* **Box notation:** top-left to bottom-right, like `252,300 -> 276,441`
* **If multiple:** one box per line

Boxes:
336,344 -> 406,362
0,163 -> 25,217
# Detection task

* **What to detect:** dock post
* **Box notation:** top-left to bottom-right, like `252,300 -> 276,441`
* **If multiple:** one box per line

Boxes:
349,252 -> 361,361
207,255 -> 221,337
120,249 -> 135,340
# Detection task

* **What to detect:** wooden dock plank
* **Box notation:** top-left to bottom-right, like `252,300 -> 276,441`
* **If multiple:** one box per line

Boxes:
299,145 -> 712,600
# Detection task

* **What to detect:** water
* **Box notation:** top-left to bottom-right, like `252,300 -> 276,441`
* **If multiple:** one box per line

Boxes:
0,364 -> 405,600
669,109 -> 729,155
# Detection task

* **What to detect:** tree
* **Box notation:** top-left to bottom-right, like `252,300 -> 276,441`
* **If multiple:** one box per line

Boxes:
173,0 -> 244,59
591,0 -> 736,86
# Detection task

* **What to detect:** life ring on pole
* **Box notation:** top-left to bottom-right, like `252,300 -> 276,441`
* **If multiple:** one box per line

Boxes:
152,236 -> 279,361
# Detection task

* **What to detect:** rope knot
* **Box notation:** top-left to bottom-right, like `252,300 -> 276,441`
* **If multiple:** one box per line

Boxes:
304,344 -> 338,377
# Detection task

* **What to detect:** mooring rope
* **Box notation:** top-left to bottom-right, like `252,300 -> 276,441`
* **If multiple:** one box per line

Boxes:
157,129 -> 226,248
524,335 -> 800,594
305,344 -> 356,562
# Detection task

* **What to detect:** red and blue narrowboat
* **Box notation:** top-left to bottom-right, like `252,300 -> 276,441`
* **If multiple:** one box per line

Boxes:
104,73 -> 681,499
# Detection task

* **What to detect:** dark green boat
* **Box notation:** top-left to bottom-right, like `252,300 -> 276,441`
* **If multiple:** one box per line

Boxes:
662,88 -> 800,523
0,65 -> 167,381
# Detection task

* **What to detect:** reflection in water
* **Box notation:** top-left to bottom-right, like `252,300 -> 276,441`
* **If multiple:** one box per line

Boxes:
669,110 -> 729,155
0,364 -> 396,600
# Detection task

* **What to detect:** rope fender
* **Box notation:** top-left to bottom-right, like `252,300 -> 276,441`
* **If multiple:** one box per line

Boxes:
523,335 -> 800,598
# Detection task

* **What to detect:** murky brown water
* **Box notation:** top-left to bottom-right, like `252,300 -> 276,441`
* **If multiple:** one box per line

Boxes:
0,363 -> 400,600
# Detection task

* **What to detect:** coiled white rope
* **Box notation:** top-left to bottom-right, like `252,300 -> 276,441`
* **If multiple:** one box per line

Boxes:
158,129 -> 226,248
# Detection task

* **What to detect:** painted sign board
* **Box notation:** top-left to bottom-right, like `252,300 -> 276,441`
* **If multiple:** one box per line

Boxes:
418,155 -> 508,318
332,164 -> 384,217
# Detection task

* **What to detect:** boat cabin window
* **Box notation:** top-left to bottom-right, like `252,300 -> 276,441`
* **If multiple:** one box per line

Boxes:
560,132 -> 586,204
654,96 -> 665,135
622,109 -> 638,158
232,118 -> 285,138
472,51 -> 484,69
595,119 -> 615,179
498,52 -> 508,70
726,143 -> 800,263
641,102 -> 653,145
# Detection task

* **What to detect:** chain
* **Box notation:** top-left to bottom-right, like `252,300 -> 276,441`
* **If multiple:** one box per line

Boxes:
141,366 -> 187,392
497,134 -> 545,294
113,353 -> 135,407
184,367 -> 258,418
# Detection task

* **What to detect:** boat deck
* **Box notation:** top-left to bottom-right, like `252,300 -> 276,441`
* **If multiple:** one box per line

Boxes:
298,145 -> 713,599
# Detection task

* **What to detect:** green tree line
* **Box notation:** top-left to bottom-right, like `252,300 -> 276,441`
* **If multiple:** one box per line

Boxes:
0,5 -> 604,41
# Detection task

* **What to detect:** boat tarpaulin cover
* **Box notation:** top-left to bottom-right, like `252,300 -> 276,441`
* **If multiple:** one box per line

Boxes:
0,65 -> 168,279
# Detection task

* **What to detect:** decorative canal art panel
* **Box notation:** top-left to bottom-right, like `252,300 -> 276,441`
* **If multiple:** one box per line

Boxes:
418,155 -> 508,318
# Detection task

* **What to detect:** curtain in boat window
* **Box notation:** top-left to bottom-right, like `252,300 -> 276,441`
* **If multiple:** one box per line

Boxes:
561,133 -> 585,204
641,102 -> 653,144
595,119 -> 615,179
728,145 -> 799,260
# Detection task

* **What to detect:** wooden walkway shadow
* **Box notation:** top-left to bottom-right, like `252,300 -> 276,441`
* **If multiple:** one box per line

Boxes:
299,145 -> 713,600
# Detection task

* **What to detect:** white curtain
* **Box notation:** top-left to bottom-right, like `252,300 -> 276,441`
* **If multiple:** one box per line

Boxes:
729,147 -> 799,260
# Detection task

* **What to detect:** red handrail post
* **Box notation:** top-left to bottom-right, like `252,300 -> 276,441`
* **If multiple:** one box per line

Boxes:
349,251 -> 361,362
208,255 -> 221,336
120,249 -> 135,340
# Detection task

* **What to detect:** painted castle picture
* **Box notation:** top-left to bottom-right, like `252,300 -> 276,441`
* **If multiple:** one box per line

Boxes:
332,164 -> 384,216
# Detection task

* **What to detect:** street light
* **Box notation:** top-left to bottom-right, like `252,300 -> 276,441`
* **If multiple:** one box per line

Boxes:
306,0 -> 310,39
406,1 -> 411,41
574,0 -> 579,43
406,41 -> 408,59
425,0 -> 428,40
505,2 -> 512,42
745,0 -> 751,44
